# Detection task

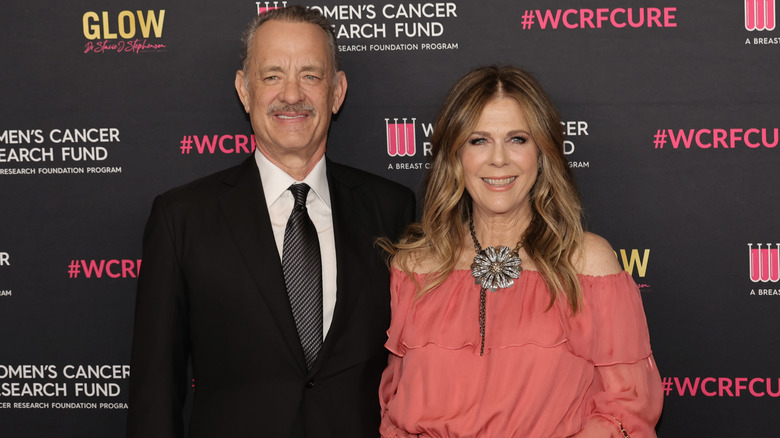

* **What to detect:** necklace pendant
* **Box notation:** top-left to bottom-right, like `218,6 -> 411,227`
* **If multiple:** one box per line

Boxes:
471,245 -> 523,292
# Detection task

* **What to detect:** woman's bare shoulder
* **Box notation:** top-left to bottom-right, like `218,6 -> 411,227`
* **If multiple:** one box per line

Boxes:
574,232 -> 623,276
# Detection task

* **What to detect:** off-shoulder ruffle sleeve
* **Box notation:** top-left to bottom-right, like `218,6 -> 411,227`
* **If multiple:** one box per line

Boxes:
384,267 -> 415,357
564,271 -> 653,365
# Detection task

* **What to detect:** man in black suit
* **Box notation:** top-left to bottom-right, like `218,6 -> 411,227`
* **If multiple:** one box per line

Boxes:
126,6 -> 415,437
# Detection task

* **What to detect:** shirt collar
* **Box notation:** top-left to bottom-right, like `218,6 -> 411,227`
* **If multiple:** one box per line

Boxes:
254,149 -> 331,209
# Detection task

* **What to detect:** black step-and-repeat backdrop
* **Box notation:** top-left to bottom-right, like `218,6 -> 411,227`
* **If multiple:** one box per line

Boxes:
2,1 -> 779,436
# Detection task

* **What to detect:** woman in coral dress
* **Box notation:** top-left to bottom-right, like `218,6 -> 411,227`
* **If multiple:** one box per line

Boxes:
379,66 -> 663,437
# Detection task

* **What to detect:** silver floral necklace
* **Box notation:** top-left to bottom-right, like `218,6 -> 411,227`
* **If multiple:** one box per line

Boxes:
469,216 -> 523,356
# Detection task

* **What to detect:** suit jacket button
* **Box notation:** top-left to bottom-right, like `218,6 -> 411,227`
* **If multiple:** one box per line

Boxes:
305,379 -> 315,389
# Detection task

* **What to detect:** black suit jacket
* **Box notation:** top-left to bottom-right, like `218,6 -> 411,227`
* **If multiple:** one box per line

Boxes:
127,157 -> 415,438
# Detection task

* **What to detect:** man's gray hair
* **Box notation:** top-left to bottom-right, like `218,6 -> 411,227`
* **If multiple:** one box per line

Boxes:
240,5 -> 340,80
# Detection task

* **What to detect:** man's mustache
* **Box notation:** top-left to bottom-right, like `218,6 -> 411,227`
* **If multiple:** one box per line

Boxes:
267,103 -> 316,115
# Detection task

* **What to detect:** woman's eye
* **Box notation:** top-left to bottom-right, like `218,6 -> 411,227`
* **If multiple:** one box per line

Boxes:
510,136 -> 527,143
469,137 -> 487,145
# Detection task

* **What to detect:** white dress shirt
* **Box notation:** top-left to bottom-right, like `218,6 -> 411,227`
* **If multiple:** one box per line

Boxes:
255,150 -> 337,340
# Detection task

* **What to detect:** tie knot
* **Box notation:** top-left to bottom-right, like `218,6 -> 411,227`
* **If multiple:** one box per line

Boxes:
289,183 -> 310,208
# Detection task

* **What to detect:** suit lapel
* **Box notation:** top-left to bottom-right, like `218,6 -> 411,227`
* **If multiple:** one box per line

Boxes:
218,157 -> 307,371
309,161 -> 373,375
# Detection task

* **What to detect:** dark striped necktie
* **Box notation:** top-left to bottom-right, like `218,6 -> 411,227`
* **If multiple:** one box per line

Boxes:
282,183 -> 323,369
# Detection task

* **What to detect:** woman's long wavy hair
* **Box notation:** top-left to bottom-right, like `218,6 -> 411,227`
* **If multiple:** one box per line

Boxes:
384,65 -> 585,312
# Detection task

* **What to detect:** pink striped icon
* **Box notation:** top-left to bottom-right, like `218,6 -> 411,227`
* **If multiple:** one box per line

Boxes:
749,243 -> 780,282
386,118 -> 417,157
257,1 -> 287,14
745,0 -> 776,31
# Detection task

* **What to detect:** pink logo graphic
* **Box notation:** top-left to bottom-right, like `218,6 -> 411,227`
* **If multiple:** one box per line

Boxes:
257,1 -> 287,15
745,0 -> 776,31
749,243 -> 780,282
386,118 -> 417,157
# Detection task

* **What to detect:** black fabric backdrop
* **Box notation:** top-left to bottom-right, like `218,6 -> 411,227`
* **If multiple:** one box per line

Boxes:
2,0 -> 779,436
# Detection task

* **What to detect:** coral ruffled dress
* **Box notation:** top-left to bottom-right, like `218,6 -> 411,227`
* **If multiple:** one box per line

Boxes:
379,268 -> 663,438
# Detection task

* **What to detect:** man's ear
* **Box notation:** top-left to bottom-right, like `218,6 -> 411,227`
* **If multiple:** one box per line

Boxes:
331,71 -> 348,114
235,70 -> 250,113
